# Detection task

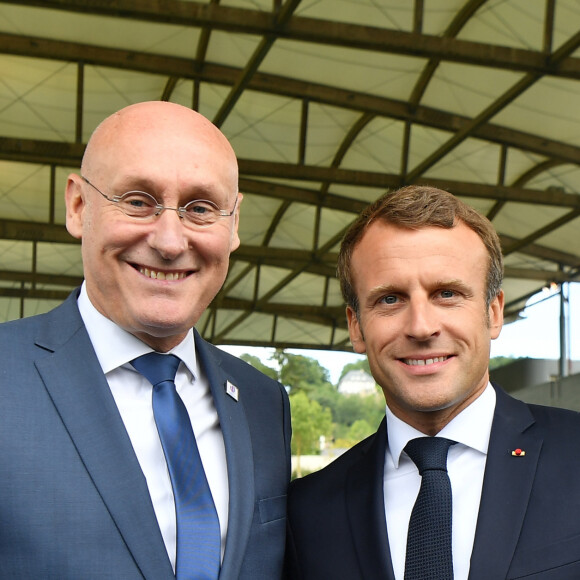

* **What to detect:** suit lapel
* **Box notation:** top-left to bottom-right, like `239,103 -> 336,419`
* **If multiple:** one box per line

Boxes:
468,385 -> 541,580
194,333 -> 254,580
346,419 -> 396,580
34,294 -> 175,580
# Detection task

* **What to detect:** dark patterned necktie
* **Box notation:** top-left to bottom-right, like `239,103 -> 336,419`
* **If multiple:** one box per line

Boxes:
132,352 -> 220,580
404,437 -> 455,580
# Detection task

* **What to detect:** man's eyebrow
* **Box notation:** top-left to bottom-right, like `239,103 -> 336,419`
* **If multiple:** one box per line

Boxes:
433,278 -> 470,289
114,178 -> 221,199
366,284 -> 400,299
365,280 -> 473,296
431,279 -> 476,296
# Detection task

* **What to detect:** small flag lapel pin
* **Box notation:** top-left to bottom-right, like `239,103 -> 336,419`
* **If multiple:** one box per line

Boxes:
511,448 -> 526,457
225,380 -> 239,401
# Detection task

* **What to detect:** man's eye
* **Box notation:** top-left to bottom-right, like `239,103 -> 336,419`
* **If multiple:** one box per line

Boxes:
380,295 -> 398,305
121,194 -> 157,210
186,202 -> 217,216
128,199 -> 148,208
440,290 -> 455,298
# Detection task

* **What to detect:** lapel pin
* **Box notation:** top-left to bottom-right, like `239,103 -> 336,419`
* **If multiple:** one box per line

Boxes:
225,380 -> 239,401
511,448 -> 526,457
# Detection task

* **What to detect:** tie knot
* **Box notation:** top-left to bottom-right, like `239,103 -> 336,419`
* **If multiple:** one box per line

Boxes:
131,352 -> 181,387
405,437 -> 454,474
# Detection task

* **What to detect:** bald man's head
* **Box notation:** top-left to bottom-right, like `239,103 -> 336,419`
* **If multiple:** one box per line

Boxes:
65,101 -> 242,351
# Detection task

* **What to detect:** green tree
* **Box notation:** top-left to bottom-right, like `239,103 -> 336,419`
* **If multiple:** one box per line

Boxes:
289,391 -> 332,477
348,419 -> 374,443
240,353 -> 279,380
338,358 -> 372,383
489,356 -> 518,370
309,382 -> 341,422
334,393 -> 384,430
273,350 -> 332,395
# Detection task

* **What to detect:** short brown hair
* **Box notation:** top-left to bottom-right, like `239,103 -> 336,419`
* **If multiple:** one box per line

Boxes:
337,185 -> 503,315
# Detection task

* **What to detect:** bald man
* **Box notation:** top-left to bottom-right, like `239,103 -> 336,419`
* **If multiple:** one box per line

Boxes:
0,102 -> 291,579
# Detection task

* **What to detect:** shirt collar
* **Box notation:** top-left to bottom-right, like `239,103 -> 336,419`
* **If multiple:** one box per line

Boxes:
77,282 -> 198,378
386,382 -> 496,468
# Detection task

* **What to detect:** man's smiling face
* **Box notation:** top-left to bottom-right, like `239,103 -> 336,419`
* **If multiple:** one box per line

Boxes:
346,220 -> 503,435
65,102 -> 241,352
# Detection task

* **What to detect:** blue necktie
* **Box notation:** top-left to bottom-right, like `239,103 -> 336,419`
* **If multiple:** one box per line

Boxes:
131,353 -> 220,580
404,437 -> 455,580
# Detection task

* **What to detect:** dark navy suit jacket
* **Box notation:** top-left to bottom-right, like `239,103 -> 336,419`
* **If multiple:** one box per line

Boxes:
285,383 -> 580,579
0,290 -> 291,579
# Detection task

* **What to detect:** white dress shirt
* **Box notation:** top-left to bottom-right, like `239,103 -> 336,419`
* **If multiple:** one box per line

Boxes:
384,384 -> 496,580
77,284 -> 229,570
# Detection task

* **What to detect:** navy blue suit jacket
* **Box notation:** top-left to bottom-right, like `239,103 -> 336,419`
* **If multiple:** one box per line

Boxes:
285,384 -> 580,579
0,291 -> 291,579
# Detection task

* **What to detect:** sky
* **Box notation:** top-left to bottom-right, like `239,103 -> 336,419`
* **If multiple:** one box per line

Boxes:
220,282 -> 579,385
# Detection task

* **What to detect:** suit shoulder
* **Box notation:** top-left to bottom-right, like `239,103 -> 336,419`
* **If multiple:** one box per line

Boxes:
290,431 -> 377,497
195,337 -> 287,401
0,311 -> 47,345
207,343 -> 279,380
527,401 -> 580,433
0,311 -> 44,331
0,290 -> 81,346
495,382 -> 580,435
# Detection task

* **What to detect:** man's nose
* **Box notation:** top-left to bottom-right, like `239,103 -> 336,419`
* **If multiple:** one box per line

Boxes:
405,300 -> 441,341
147,209 -> 189,260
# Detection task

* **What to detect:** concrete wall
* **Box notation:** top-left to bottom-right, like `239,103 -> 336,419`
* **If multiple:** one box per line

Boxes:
490,358 -> 580,411
490,358 -> 580,393
509,372 -> 580,411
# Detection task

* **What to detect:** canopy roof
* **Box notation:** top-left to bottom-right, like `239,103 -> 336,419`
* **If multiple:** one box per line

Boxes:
0,0 -> 579,351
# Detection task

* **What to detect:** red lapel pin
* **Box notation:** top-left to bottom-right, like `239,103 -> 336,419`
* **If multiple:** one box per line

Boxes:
511,448 -> 526,456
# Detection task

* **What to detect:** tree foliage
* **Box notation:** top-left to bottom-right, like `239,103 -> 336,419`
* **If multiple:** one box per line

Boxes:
289,391 -> 333,476
489,356 -> 519,370
241,349 -> 384,459
334,393 -> 384,430
272,350 -> 332,395
308,382 -> 340,415
240,353 -> 279,380
348,419 -> 374,443
338,358 -> 372,382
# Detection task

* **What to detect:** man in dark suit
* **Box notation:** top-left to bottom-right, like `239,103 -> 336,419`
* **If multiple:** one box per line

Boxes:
285,185 -> 580,580
0,101 -> 291,579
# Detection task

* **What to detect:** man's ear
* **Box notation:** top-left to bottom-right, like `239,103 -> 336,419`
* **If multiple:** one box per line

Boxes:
489,289 -> 504,340
64,174 -> 85,240
229,192 -> 243,252
346,305 -> 366,354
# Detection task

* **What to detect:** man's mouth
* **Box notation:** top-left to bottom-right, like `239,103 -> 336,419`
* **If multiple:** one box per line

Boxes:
137,266 -> 189,281
402,356 -> 449,366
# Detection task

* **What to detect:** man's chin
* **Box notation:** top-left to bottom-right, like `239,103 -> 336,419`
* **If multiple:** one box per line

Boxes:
123,311 -> 197,342
128,325 -> 190,352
